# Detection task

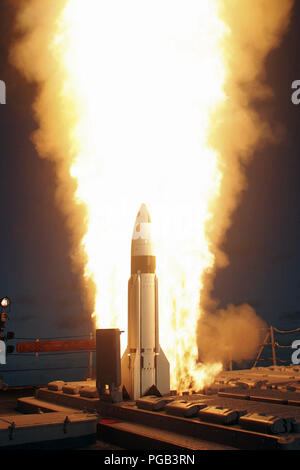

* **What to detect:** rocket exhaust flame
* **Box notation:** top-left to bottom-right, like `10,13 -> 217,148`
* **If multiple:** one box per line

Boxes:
10,0 -> 293,393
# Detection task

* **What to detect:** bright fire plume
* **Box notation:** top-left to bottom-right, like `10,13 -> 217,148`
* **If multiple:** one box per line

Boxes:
11,0 -> 293,392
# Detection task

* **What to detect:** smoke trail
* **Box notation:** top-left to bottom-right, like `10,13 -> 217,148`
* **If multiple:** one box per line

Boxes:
207,0 -> 293,268
9,0 -> 294,386
9,0 -> 97,313
199,0 -> 293,365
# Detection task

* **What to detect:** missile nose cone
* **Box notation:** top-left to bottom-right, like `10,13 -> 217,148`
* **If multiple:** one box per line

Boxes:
136,203 -> 151,224
132,204 -> 152,241
131,203 -> 155,269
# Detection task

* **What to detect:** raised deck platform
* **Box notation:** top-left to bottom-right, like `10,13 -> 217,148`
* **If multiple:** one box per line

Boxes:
7,365 -> 300,450
13,365 -> 300,450
0,411 -> 98,449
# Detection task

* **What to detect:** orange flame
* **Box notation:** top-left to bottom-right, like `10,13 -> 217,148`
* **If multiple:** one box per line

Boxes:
10,0 -> 293,393
57,0 -> 227,391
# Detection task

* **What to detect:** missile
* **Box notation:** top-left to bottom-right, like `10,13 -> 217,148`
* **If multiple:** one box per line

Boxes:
121,204 -> 170,400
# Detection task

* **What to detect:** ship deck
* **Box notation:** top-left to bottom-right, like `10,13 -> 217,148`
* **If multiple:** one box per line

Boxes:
1,365 -> 300,450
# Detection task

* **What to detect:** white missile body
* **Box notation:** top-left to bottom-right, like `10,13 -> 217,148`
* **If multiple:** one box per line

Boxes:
121,204 -> 170,400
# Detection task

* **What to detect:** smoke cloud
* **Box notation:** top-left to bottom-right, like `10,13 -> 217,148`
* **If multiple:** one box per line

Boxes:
198,0 -> 293,365
206,0 -> 293,272
198,304 -> 267,366
9,0 -> 96,312
9,0 -> 294,377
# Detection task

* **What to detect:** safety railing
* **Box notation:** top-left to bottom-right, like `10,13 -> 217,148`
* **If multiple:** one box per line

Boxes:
253,326 -> 300,367
2,332 -> 95,379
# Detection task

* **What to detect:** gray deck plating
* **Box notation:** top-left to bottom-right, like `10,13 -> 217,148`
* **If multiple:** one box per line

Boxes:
27,390 -> 297,449
0,411 -> 98,448
14,365 -> 300,450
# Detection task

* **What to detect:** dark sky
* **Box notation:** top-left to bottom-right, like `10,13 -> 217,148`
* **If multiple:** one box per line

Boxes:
0,1 -> 300,385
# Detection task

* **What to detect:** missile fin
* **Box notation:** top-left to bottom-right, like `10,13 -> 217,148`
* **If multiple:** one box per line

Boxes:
156,346 -> 170,396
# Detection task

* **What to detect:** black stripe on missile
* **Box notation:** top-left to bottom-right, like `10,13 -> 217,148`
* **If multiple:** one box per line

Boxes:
131,255 -> 156,274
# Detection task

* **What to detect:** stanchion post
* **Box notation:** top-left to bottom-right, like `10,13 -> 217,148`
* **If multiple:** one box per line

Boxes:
253,329 -> 270,368
88,332 -> 93,378
270,326 -> 277,366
